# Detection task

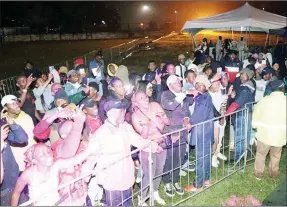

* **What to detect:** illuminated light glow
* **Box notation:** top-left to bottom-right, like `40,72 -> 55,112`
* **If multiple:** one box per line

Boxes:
142,5 -> 149,11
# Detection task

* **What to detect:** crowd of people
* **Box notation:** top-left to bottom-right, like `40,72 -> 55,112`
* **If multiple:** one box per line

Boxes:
0,36 -> 286,206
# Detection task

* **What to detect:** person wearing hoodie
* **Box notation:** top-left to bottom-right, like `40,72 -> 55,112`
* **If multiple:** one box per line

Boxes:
116,65 -> 134,97
64,70 -> 83,97
88,99 -> 162,206
225,68 -> 255,164
106,63 -> 118,83
160,75 -> 193,197
98,77 -> 130,122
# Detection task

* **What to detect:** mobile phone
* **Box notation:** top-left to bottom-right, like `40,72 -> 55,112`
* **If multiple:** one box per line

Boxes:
262,60 -> 266,65
0,117 -> 8,126
156,68 -> 161,75
49,66 -> 55,71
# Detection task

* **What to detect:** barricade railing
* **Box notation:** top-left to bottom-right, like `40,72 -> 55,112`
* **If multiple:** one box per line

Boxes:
19,106 -> 255,206
0,38 -> 151,98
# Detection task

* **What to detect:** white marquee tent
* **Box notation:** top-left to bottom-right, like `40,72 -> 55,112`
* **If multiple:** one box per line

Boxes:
181,3 -> 287,35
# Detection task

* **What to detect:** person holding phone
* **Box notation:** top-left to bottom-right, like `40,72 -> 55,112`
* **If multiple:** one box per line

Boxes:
23,61 -> 41,79
33,67 -> 61,115
0,110 -> 29,205
89,52 -> 105,82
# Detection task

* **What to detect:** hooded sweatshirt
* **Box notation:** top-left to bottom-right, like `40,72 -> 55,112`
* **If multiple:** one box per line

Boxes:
116,65 -> 130,86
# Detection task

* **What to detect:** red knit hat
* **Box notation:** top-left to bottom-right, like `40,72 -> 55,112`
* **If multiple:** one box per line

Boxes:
74,58 -> 84,65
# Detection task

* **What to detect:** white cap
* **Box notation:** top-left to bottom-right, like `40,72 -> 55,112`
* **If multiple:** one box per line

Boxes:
166,75 -> 183,87
1,95 -> 18,107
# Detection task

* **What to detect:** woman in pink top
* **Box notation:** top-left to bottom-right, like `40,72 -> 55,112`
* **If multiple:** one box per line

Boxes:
131,91 -> 170,205
10,143 -> 92,206
88,99 -> 163,206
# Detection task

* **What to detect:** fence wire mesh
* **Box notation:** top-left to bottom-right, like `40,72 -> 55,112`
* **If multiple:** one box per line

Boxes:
17,107 -> 255,206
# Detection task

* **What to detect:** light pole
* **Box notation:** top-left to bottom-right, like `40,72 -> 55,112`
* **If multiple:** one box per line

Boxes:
140,23 -> 144,36
175,10 -> 178,32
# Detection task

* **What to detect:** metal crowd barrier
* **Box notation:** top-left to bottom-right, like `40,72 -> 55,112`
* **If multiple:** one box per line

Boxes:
19,107 -> 255,206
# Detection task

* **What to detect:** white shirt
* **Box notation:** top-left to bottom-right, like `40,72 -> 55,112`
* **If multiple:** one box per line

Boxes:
255,79 -> 268,102
175,63 -> 187,79
216,40 -> 222,50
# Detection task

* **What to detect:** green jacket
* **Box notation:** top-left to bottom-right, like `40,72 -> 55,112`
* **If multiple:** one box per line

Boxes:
68,91 -> 86,105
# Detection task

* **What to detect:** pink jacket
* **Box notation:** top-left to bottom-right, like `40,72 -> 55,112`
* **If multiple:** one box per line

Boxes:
89,121 -> 157,191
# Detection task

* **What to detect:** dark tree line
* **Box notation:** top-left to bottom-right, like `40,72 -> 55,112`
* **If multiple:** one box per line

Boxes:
1,2 -> 122,33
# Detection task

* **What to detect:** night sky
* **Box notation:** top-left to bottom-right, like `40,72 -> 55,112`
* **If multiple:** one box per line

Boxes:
1,1 -> 286,32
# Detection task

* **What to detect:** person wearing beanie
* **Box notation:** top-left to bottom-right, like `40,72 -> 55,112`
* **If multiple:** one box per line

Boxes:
184,74 -> 214,193
88,99 -> 162,206
254,67 -> 274,102
225,68 -> 255,164
161,74 -> 193,196
74,58 -> 84,69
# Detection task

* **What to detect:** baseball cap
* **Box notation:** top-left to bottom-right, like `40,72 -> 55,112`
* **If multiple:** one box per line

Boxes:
269,80 -> 285,91
240,68 -> 254,80
166,75 -> 183,87
178,54 -> 186,60
1,95 -> 19,107
104,100 -> 129,113
194,74 -> 211,88
80,97 -> 97,109
261,67 -> 273,77
59,66 -> 68,74
145,71 -> 156,83
74,58 -> 84,65
67,70 -> 78,77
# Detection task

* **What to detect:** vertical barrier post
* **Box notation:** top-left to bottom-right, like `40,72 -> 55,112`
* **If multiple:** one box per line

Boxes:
243,107 -> 249,171
148,142 -> 154,206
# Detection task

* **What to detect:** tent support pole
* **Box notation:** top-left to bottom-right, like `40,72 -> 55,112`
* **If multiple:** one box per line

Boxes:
268,33 -> 270,46
264,33 -> 269,49
248,26 -> 251,48
190,31 -> 197,50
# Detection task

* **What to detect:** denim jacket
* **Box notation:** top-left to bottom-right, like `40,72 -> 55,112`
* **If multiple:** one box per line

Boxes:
1,123 -> 28,191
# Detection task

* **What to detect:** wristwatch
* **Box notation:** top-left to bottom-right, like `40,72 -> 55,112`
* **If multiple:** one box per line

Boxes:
22,89 -> 28,93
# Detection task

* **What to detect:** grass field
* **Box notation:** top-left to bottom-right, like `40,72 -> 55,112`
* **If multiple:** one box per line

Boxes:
0,39 -> 135,79
2,31 -> 286,80
131,143 -> 286,206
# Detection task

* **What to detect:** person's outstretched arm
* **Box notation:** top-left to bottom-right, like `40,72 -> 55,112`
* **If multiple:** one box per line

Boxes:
56,108 -> 86,158
11,169 -> 30,206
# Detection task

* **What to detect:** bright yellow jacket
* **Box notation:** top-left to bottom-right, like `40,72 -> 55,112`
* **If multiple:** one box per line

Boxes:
252,92 -> 287,147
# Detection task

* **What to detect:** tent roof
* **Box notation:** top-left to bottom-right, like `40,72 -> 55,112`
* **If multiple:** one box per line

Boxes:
181,3 -> 287,34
